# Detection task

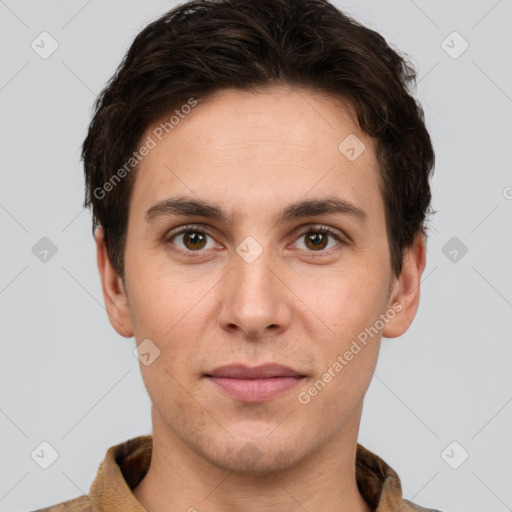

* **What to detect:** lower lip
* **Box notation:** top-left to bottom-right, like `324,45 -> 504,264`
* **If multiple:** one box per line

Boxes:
207,376 -> 304,403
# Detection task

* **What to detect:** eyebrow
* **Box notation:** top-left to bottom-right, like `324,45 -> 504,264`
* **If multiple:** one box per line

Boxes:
145,196 -> 367,225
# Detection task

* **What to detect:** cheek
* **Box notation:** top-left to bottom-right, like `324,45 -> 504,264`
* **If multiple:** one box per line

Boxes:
295,262 -> 388,337
291,264 -> 387,409
131,283 -> 204,411
298,282 -> 383,420
132,269 -> 219,361
126,255 -> 204,337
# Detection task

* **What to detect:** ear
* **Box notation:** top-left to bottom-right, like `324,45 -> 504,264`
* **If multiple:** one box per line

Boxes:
95,226 -> 134,338
382,232 -> 427,338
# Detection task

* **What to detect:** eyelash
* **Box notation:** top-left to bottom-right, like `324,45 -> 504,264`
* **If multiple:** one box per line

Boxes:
165,223 -> 347,258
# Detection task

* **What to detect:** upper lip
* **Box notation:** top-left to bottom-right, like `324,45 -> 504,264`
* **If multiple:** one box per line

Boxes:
207,363 -> 303,379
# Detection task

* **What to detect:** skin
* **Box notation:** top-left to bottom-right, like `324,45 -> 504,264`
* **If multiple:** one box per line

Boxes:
95,85 -> 426,512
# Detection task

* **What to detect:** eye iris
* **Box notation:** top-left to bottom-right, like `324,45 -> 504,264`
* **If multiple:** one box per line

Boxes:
305,232 -> 328,250
184,231 -> 206,250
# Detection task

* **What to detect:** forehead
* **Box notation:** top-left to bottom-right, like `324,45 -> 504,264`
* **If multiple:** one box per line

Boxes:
130,86 -> 384,227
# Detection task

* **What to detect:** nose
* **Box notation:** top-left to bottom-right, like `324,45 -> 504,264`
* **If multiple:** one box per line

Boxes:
217,245 -> 292,340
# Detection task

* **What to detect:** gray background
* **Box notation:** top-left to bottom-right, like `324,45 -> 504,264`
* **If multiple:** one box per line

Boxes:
1,1 -> 511,511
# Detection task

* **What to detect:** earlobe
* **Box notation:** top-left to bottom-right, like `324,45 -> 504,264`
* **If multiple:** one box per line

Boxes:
382,232 -> 427,339
95,226 -> 134,338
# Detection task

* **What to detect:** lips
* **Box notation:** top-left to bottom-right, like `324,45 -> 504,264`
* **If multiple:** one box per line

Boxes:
207,363 -> 303,379
205,364 -> 305,403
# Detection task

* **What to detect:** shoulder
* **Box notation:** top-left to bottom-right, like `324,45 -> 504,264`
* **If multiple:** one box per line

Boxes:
29,495 -> 92,512
401,497 -> 446,511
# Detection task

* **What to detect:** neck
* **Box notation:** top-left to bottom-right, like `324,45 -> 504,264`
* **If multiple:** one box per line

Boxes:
133,407 -> 372,512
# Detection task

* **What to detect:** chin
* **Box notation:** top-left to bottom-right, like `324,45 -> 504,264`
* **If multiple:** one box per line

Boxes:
202,432 -> 312,476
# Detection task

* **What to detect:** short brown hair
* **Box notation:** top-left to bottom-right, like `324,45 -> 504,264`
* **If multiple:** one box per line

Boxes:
82,0 -> 435,278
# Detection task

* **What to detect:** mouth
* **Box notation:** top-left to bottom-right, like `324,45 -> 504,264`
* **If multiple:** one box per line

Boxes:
205,363 -> 306,403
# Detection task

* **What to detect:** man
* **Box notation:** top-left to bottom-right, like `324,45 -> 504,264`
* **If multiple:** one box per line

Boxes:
33,0 -> 442,510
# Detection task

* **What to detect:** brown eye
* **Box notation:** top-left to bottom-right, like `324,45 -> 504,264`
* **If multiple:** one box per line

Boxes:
167,227 -> 217,254
293,226 -> 345,255
304,232 -> 329,251
181,231 -> 207,250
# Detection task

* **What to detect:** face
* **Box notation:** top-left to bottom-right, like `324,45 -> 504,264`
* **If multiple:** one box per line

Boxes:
97,85 -> 425,474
